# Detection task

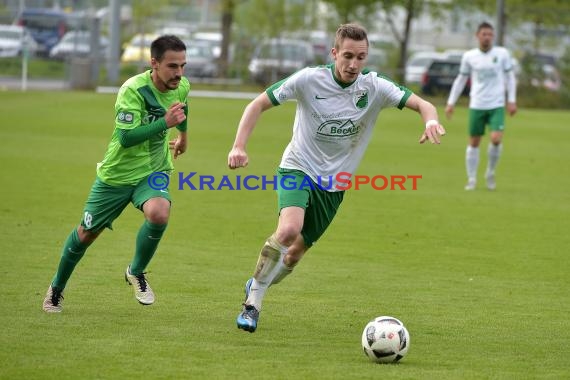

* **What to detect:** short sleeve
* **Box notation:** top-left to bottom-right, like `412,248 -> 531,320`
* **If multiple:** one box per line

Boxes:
375,75 -> 413,110
265,69 -> 306,106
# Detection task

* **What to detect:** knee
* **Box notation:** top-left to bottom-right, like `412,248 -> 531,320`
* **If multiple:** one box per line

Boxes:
77,225 -> 100,244
490,138 -> 502,146
144,199 -> 170,225
147,211 -> 169,225
275,224 -> 301,246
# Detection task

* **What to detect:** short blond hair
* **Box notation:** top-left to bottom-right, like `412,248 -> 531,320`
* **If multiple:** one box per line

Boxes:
334,23 -> 369,50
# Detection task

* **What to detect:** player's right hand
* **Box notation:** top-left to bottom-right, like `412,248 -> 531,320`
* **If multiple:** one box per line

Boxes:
228,147 -> 248,169
165,102 -> 186,128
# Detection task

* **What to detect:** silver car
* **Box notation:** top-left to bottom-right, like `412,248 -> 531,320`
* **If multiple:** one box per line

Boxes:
249,38 -> 316,85
183,40 -> 218,78
49,30 -> 109,61
0,24 -> 38,58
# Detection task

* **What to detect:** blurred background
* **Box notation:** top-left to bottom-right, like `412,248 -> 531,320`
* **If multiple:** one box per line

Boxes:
0,0 -> 569,108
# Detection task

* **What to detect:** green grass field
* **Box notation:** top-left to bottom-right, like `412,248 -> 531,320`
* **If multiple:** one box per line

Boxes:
0,90 -> 569,379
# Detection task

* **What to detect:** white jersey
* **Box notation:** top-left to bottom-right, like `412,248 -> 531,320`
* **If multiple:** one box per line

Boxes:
456,46 -> 515,109
266,65 -> 412,191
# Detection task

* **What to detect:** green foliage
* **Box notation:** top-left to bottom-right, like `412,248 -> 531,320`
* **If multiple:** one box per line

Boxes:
0,92 -> 569,379
235,0 -> 309,39
320,0 -> 379,24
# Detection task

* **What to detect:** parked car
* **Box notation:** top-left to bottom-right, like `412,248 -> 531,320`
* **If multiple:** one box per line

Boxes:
15,8 -> 69,56
49,30 -> 109,61
521,52 -> 561,91
0,24 -> 38,58
249,38 -> 316,85
121,33 -> 157,64
183,40 -> 218,78
405,51 -> 446,84
421,58 -> 470,96
192,31 -> 222,58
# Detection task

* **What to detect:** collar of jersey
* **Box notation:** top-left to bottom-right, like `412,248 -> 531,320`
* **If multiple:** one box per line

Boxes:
330,64 -> 357,89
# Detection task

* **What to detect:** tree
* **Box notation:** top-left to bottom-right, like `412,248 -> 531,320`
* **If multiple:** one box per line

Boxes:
320,0 -> 378,24
232,0 -> 318,80
458,0 -> 570,53
219,0 -> 236,78
321,0 -> 452,83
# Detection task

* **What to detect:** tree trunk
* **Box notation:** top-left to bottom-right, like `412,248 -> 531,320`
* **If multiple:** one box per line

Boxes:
219,0 -> 235,78
397,0 -> 414,84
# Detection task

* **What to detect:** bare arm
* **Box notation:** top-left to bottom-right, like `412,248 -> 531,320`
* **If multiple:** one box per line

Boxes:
228,93 -> 275,169
404,93 -> 446,144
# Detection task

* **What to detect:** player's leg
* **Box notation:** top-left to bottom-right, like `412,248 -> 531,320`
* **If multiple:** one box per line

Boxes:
245,206 -> 304,307
43,178 -> 131,312
127,178 -> 172,305
485,107 -> 506,190
237,172 -> 344,332
237,169 -> 308,332
465,109 -> 486,190
272,186 -> 344,285
237,209 -> 303,333
271,234 -> 306,285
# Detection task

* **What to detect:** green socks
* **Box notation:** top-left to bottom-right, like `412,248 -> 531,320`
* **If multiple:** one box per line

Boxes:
50,220 -> 166,289
129,221 -> 167,275
52,229 -> 91,290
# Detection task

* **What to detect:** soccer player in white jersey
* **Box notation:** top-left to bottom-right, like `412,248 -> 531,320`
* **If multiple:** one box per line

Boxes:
227,23 -> 446,333
446,21 -> 517,191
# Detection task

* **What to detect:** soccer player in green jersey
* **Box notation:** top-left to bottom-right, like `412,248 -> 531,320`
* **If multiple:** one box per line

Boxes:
445,22 -> 517,191
43,35 -> 190,312
227,23 -> 446,332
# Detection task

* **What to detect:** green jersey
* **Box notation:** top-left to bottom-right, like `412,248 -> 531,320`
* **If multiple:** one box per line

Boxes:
97,70 -> 190,185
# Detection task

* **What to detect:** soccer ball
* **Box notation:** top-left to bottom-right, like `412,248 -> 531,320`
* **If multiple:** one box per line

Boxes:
361,316 -> 410,363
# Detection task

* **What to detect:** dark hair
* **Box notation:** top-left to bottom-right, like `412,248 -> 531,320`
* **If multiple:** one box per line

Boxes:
477,22 -> 494,33
334,23 -> 368,49
150,35 -> 186,61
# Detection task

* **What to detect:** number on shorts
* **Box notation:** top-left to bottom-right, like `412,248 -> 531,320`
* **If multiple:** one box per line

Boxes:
83,212 -> 93,228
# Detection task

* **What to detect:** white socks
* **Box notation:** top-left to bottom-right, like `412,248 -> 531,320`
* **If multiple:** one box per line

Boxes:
486,143 -> 502,176
465,146 -> 480,182
247,235 -> 290,311
465,143 -> 502,188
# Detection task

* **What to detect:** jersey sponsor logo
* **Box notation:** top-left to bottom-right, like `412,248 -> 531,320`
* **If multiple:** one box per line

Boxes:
315,95 -> 327,100
117,111 -> 134,124
355,91 -> 368,109
316,120 -> 360,137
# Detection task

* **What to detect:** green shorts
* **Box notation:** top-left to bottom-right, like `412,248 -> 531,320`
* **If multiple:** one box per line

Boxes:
80,174 -> 171,232
469,107 -> 505,136
276,168 -> 344,248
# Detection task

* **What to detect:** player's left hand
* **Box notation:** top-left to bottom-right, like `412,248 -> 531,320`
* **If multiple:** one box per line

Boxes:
419,122 -> 446,144
170,134 -> 187,159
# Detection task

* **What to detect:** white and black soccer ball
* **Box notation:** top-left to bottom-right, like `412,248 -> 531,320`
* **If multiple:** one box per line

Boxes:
361,316 -> 410,363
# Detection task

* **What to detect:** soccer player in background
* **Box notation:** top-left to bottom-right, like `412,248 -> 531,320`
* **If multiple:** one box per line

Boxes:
42,35 -> 190,312
445,21 -> 517,191
227,23 -> 446,333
